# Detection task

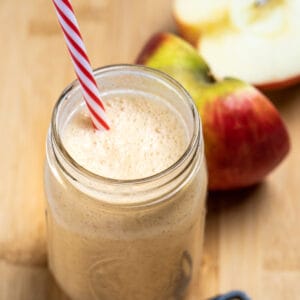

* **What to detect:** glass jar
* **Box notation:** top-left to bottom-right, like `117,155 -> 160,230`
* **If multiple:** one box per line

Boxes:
45,65 -> 207,300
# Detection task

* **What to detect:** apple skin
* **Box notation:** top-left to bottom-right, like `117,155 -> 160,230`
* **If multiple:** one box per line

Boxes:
256,74 -> 300,91
136,32 -> 290,190
202,84 -> 290,189
175,18 -> 200,46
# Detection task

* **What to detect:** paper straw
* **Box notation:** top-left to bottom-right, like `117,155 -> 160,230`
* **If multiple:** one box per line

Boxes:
52,0 -> 110,131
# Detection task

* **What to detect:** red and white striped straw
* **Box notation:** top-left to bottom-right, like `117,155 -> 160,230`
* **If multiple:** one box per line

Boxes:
52,0 -> 110,131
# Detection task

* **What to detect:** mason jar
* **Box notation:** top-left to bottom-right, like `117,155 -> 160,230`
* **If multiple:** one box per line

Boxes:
45,65 -> 207,300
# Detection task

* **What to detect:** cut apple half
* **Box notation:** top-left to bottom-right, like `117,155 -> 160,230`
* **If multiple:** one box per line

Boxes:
174,0 -> 300,90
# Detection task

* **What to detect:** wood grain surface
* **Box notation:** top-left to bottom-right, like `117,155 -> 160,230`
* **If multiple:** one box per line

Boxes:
0,0 -> 299,299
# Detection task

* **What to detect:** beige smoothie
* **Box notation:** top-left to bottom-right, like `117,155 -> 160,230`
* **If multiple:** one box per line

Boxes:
45,66 -> 207,300
63,95 -> 188,182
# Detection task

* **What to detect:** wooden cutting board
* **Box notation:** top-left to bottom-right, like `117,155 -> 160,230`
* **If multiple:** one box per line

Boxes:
0,0 -> 299,299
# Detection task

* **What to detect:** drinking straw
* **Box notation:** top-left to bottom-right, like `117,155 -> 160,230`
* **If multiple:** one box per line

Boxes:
52,0 -> 110,131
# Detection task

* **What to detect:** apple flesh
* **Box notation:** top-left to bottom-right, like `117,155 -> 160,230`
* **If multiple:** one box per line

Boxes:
173,0 -> 300,90
173,0 -> 228,45
136,32 -> 290,190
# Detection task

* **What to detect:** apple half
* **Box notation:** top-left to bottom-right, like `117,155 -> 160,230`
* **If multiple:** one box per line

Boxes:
174,0 -> 300,90
136,32 -> 290,190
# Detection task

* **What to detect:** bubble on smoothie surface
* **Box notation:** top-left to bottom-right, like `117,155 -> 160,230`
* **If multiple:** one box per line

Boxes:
62,95 -> 188,180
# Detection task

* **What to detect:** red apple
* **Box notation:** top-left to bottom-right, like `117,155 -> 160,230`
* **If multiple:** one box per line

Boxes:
136,32 -> 290,190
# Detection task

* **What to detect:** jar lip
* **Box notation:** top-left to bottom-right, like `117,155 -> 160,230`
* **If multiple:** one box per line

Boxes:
51,64 -> 202,188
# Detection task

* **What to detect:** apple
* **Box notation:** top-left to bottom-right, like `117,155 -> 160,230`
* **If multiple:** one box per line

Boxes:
136,32 -> 290,190
174,0 -> 229,45
173,0 -> 300,90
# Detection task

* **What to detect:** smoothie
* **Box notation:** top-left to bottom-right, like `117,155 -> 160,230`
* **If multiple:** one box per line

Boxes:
45,65 -> 207,300
63,94 -> 188,181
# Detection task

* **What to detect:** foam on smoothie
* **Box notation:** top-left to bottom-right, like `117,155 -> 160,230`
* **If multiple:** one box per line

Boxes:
62,95 -> 188,180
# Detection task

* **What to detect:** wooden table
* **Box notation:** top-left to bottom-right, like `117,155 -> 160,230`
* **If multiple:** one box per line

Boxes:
1,0 -> 299,299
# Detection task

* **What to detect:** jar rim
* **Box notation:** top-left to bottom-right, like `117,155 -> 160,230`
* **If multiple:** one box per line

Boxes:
50,64 -> 203,204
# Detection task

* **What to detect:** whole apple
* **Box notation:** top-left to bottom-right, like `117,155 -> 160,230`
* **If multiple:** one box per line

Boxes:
136,33 -> 290,190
